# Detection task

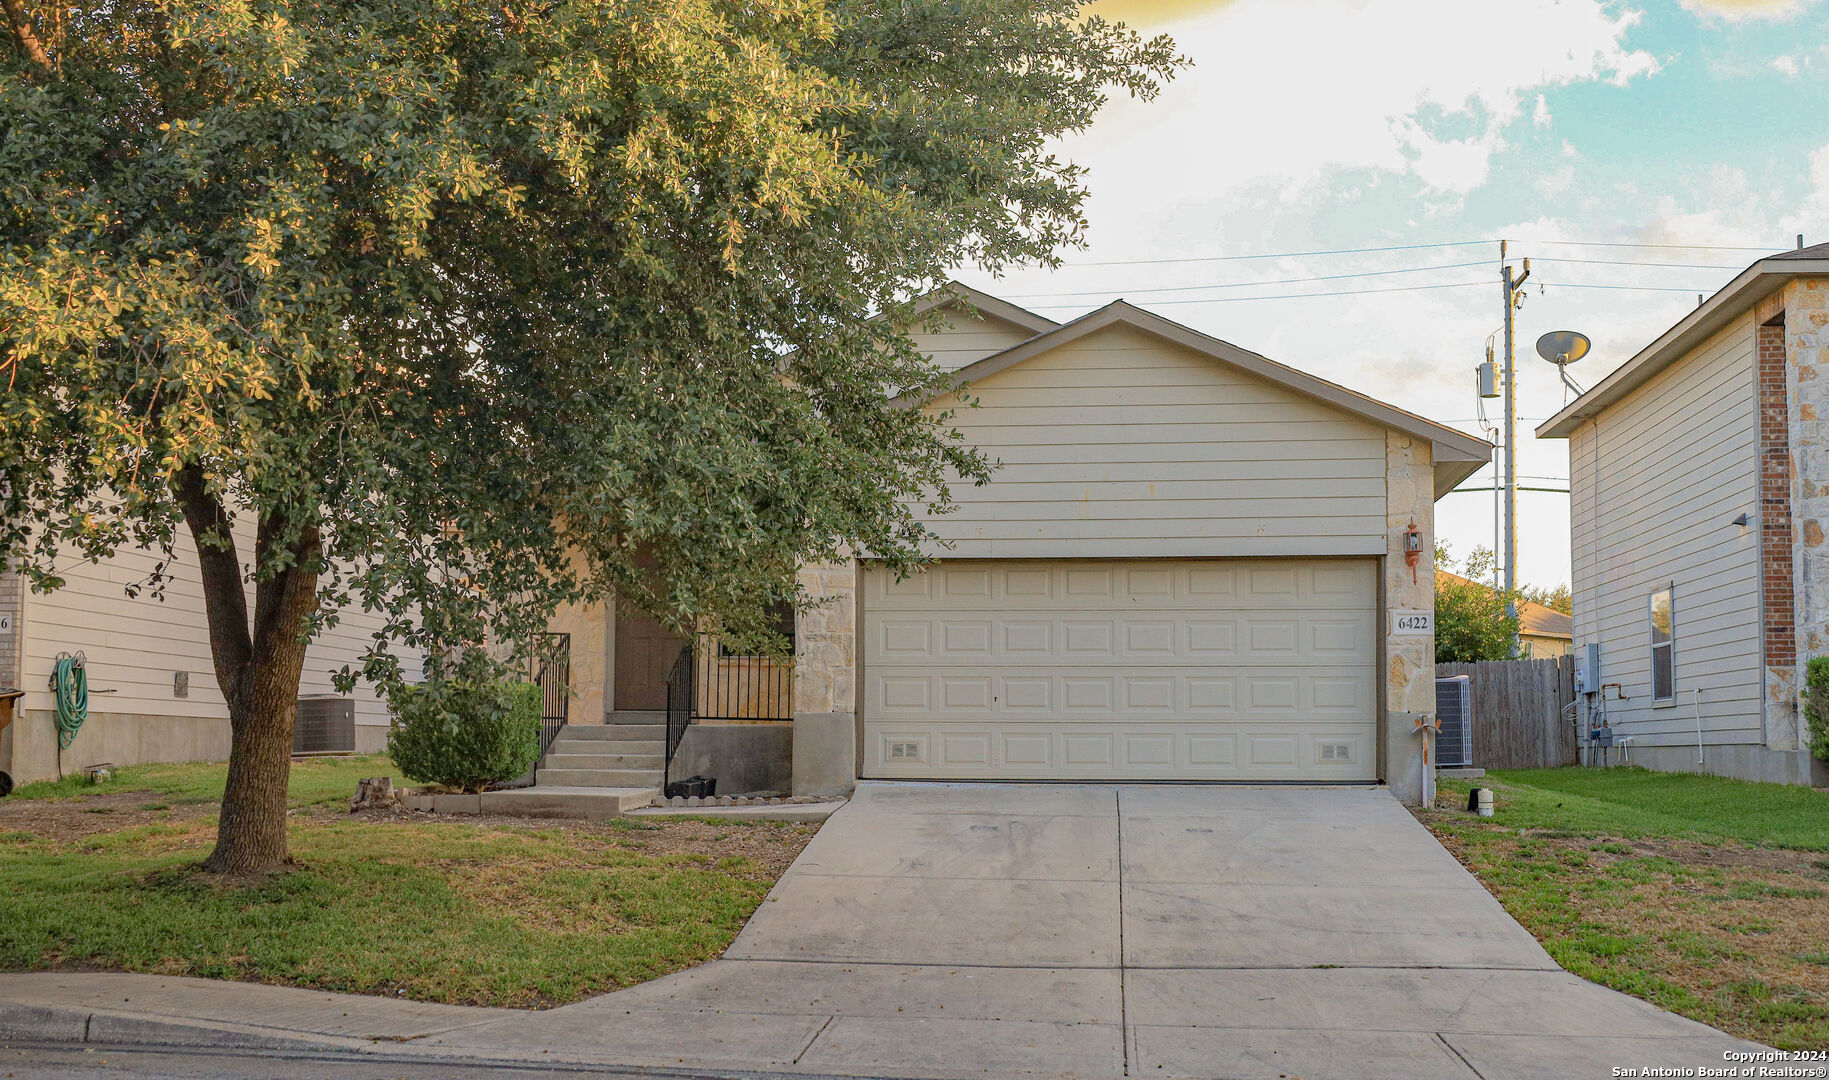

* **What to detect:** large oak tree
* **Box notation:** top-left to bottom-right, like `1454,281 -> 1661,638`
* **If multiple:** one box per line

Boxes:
0,0 -> 1180,872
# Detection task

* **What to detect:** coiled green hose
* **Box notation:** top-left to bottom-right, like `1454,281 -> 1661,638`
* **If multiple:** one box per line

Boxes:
51,652 -> 88,750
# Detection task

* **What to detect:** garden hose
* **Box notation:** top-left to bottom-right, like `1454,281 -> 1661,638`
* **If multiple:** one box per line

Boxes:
51,652 -> 88,750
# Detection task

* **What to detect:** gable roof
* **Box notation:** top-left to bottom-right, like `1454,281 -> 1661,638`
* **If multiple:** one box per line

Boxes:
1538,242 -> 1829,439
897,297 -> 1493,499
908,281 -> 1060,337
1439,571 -> 1573,640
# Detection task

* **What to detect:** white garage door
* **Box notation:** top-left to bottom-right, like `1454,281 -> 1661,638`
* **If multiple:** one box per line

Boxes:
862,559 -> 1378,781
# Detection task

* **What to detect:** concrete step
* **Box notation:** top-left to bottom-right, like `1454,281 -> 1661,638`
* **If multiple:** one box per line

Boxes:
555,724 -> 665,742
484,786 -> 657,817
608,710 -> 666,725
536,767 -> 665,788
542,752 -> 665,770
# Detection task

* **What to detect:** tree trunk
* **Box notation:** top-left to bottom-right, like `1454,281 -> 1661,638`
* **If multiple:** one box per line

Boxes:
177,466 -> 321,875
205,607 -> 313,873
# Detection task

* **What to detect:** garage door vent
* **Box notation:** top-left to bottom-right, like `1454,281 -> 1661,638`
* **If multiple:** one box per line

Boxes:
1318,743 -> 1352,762
1435,675 -> 1473,768
888,741 -> 921,761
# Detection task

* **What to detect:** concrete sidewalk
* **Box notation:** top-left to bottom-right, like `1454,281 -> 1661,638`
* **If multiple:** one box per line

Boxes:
1,783 -> 1765,1079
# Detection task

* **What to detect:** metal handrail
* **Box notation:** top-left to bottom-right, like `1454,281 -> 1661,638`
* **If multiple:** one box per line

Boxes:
663,642 -> 694,788
530,632 -> 571,758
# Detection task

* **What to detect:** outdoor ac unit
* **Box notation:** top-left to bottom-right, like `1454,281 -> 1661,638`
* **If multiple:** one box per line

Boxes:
293,695 -> 355,755
1435,676 -> 1473,768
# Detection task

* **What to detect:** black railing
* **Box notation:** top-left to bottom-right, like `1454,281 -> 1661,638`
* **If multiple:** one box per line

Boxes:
530,632 -> 571,757
662,633 -> 795,790
664,642 -> 695,787
698,633 -> 794,721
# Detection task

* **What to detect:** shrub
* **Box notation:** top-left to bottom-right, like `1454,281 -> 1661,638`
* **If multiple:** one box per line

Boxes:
1804,657 -> 1829,765
387,674 -> 543,793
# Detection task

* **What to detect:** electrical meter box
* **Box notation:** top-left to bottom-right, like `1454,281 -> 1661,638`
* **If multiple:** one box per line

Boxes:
1573,642 -> 1599,694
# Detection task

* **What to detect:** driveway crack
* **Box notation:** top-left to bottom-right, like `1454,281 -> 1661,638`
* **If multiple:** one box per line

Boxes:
1116,787 -> 1129,1077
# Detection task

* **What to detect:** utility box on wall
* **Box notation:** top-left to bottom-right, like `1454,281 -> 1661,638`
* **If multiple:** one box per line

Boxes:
293,695 -> 355,755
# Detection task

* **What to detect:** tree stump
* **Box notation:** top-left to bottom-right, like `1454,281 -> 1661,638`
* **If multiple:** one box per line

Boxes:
349,776 -> 398,812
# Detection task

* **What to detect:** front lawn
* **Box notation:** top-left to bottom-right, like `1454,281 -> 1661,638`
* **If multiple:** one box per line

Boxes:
0,758 -> 817,1007
1420,767 -> 1829,1051
7,754 -> 391,809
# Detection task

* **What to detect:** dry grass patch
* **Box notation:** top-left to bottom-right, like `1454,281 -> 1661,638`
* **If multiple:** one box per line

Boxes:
1418,773 -> 1829,1050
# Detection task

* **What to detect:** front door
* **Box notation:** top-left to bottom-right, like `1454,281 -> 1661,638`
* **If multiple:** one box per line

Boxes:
615,603 -> 685,711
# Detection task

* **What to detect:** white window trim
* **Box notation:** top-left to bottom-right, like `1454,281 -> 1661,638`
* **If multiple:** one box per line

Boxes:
1649,585 -> 1676,707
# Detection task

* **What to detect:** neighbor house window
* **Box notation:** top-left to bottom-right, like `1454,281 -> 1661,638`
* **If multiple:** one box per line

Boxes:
1649,587 -> 1675,703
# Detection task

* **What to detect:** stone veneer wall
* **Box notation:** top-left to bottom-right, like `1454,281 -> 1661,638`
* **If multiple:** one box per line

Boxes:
1789,278 -> 1829,762
0,563 -> 21,690
792,560 -> 858,796
1383,431 -> 1436,804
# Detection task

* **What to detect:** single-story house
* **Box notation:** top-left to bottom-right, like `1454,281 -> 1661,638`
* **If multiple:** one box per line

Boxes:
0,522 -> 416,787
548,284 -> 1493,805
1437,571 -> 1573,658
1538,242 -> 1829,786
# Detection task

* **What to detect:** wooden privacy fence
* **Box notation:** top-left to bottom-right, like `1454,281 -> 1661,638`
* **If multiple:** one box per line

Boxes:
1435,655 -> 1578,770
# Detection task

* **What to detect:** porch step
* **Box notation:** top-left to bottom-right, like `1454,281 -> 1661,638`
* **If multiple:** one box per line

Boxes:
484,786 -> 657,818
542,752 -> 665,771
555,724 -> 665,742
609,710 -> 667,725
536,767 -> 665,788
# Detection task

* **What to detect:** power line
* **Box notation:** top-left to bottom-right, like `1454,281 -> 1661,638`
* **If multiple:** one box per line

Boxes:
1509,238 -> 1785,253
1056,240 -> 1493,268
1537,281 -> 1716,294
1001,261 -> 1489,300
1529,256 -> 1744,270
1024,280 -> 1490,308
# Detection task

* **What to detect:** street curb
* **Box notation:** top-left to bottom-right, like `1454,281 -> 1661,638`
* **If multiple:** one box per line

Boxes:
0,1001 -> 360,1052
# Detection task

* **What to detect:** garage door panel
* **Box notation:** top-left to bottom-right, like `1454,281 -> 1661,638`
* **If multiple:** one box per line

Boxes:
863,558 -> 1377,781
864,561 -> 1374,613
865,725 -> 1376,779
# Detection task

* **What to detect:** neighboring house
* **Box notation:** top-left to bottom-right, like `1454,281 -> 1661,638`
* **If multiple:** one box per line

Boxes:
0,528 -> 419,787
1538,242 -> 1829,786
1519,602 -> 1575,659
548,284 -> 1492,805
1437,571 -> 1573,658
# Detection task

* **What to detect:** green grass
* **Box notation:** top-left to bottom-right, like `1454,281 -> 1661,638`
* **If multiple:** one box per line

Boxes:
0,815 -> 806,1007
1422,767 -> 1829,1050
9,755 -> 396,809
1439,766 -> 1829,850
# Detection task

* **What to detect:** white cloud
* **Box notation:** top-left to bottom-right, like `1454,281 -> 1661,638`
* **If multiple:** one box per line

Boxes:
1064,0 -> 1658,203
1532,94 -> 1553,128
1680,0 -> 1815,21
1774,54 -> 1801,75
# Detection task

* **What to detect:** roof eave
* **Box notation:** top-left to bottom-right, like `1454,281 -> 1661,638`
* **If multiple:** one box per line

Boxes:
1537,258 -> 1829,439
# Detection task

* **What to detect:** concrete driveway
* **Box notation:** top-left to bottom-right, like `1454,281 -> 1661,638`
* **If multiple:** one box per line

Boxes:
419,782 -> 1760,1078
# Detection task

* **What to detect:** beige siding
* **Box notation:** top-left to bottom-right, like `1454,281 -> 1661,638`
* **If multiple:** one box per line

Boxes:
911,304 -> 1043,372
20,524 -> 417,734
1569,315 -> 1762,746
916,324 -> 1390,559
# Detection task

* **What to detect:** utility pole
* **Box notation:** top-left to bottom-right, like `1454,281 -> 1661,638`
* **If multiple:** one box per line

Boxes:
1499,241 -> 1530,653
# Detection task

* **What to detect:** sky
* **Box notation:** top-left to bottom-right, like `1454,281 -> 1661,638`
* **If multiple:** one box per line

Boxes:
950,0 -> 1829,594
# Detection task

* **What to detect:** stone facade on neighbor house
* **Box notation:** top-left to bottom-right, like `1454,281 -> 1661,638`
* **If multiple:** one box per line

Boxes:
1541,244 -> 1829,786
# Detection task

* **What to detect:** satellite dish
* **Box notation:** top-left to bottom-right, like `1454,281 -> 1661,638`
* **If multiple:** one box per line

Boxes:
1536,330 -> 1591,366
1536,330 -> 1592,401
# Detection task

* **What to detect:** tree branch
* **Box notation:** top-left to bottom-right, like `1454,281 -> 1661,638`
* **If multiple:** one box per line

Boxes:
174,465 -> 254,700
1,0 -> 52,72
